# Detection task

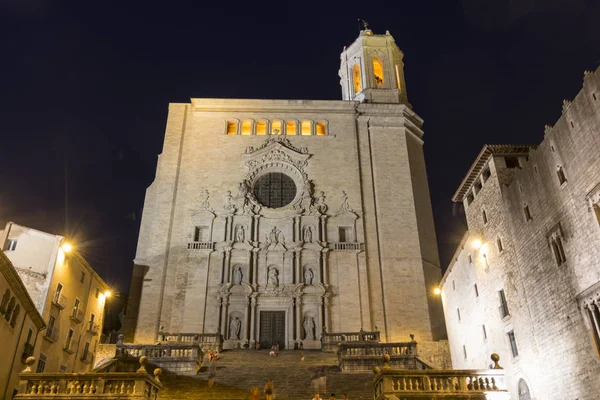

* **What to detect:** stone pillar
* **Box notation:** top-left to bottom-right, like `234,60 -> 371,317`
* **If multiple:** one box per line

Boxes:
224,249 -> 232,284
294,251 -> 301,284
317,297 -> 324,342
250,296 -> 257,343
220,297 -> 229,339
295,297 -> 302,341
320,250 -> 328,285
295,216 -> 301,242
252,215 -> 260,242
244,297 -> 250,341
319,215 -> 327,242
323,296 -> 330,334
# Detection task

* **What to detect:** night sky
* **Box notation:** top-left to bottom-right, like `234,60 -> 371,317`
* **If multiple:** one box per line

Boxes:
2,0 -> 599,297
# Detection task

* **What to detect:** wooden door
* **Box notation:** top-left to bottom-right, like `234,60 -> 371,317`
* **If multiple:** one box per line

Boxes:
259,311 -> 286,349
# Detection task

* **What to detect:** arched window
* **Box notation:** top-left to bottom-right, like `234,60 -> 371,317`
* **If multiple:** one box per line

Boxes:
518,379 -> 531,400
5,297 -> 15,321
241,120 -> 253,135
301,121 -> 312,136
10,304 -> 20,328
0,289 -> 9,315
226,121 -> 238,135
271,120 -> 282,135
286,121 -> 297,135
373,58 -> 384,85
352,64 -> 361,94
256,121 -> 267,135
316,122 -> 326,136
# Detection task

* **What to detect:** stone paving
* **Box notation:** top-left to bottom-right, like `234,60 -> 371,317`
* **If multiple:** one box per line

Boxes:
158,350 -> 375,400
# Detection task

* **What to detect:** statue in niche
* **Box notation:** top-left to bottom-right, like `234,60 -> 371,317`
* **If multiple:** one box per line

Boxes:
229,316 -> 241,340
269,227 -> 279,244
303,316 -> 315,340
236,225 -> 245,242
224,190 -> 236,212
303,226 -> 313,243
304,268 -> 314,285
233,265 -> 243,285
267,266 -> 279,287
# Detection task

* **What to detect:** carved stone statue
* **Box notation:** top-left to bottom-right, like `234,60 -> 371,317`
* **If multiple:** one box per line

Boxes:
233,265 -> 243,285
224,190 -> 236,212
303,226 -> 313,243
312,191 -> 327,214
304,268 -> 314,285
267,267 -> 279,287
229,317 -> 241,340
269,227 -> 279,244
303,316 -> 315,340
236,225 -> 245,242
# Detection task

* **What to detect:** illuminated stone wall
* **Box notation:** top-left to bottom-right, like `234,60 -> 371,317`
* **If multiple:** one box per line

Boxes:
442,67 -> 600,400
127,31 -> 447,351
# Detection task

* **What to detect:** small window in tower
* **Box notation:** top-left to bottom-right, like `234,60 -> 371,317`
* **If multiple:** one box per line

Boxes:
256,121 -> 267,135
301,121 -> 312,136
373,58 -> 384,85
557,166 -> 567,185
316,122 -> 326,136
523,204 -> 532,221
482,210 -> 488,225
352,64 -> 361,94
395,65 -> 402,89
338,226 -> 353,243
482,167 -> 491,182
505,157 -> 520,168
271,120 -> 282,135
286,121 -> 297,135
226,121 -> 237,135
241,120 -> 253,135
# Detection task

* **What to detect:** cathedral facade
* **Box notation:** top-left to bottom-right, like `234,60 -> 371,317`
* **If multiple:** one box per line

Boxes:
125,30 -> 446,350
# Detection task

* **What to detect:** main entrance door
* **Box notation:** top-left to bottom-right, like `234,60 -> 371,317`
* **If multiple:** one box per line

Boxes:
259,311 -> 286,349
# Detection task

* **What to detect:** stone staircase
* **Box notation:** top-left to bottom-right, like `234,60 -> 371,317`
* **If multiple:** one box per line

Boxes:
158,349 -> 375,400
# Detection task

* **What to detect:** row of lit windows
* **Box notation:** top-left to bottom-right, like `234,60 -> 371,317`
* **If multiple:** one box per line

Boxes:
351,58 -> 402,94
226,120 -> 327,136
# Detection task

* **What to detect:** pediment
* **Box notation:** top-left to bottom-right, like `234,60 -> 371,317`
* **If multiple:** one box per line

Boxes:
243,137 -> 310,171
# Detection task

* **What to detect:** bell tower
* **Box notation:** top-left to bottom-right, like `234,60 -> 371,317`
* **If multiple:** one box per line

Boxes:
339,29 -> 408,104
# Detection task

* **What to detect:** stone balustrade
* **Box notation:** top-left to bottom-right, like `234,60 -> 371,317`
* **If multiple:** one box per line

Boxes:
321,331 -> 380,353
117,343 -> 203,373
338,341 -> 431,372
330,242 -> 363,252
15,356 -> 162,400
187,241 -> 214,251
158,331 -> 223,352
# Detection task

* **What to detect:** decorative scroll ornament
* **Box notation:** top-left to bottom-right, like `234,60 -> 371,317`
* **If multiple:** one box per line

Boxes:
192,189 -> 215,216
336,190 -> 354,214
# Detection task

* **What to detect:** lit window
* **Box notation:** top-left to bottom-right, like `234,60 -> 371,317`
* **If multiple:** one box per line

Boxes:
557,166 -> 567,185
301,121 -> 312,136
316,122 -> 326,136
352,64 -> 361,94
241,120 -> 253,135
271,120 -> 282,135
226,121 -> 237,135
286,121 -> 297,135
256,121 -> 267,135
508,330 -> 519,357
373,58 -> 384,85
6,239 -> 17,251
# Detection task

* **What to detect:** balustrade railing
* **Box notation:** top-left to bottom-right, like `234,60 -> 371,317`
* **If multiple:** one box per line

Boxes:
44,327 -> 59,343
15,357 -> 162,399
63,339 -> 78,354
70,308 -> 84,323
331,242 -> 363,252
87,322 -> 100,335
187,241 -> 214,251
338,341 -> 416,358
373,369 -> 508,399
51,293 -> 67,310
116,343 -> 203,373
323,331 -> 380,344
158,331 -> 223,351
337,341 -> 426,372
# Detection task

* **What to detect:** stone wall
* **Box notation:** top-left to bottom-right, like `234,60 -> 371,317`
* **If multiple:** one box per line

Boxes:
442,67 -> 600,400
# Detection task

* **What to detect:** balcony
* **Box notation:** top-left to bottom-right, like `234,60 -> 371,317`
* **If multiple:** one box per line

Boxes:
70,308 -> 84,323
187,241 -> 214,251
87,321 -> 100,335
43,327 -> 59,343
51,293 -> 67,310
330,242 -> 363,252
22,343 -> 34,361
63,339 -> 78,354
80,350 -> 94,364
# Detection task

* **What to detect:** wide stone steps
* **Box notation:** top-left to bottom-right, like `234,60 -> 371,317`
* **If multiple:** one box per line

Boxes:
158,350 -> 375,400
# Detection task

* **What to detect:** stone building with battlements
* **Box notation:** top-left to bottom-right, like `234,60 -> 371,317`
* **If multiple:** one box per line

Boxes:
441,67 -> 600,400
124,29 -> 447,353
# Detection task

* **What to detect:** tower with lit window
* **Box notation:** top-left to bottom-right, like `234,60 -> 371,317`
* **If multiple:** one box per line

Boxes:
339,29 -> 408,104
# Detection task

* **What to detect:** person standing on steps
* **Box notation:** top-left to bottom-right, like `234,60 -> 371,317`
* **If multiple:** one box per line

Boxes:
207,361 -> 217,388
312,394 -> 321,400
328,393 -> 336,400
264,379 -> 274,400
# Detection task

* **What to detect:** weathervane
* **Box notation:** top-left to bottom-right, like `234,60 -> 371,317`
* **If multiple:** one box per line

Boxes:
358,19 -> 370,31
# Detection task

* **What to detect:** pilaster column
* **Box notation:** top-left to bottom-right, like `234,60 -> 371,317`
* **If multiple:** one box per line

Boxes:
320,250 -> 328,285
250,296 -> 257,343
295,297 -> 302,341
243,297 -> 250,341
224,249 -> 232,284
294,251 -> 301,284
317,297 -> 324,341
295,216 -> 301,242
220,297 -> 229,339
323,295 -> 330,334
319,215 -> 327,242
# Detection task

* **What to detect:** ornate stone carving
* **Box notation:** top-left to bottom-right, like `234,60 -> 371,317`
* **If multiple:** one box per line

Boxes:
235,225 -> 246,242
303,226 -> 313,243
310,191 -> 327,215
193,189 -> 215,214
303,316 -> 315,340
262,227 -> 286,251
223,190 -> 236,213
267,266 -> 279,287
232,265 -> 243,285
304,267 -> 314,285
